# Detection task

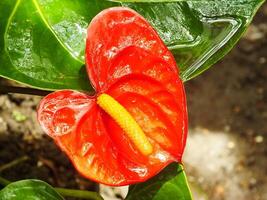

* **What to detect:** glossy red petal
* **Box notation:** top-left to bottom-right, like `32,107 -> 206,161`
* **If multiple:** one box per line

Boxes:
84,7 -> 187,184
37,90 -> 177,185
86,7 -> 178,92
105,73 -> 187,161
37,90 -> 95,153
37,90 -> 126,185
38,7 -> 188,186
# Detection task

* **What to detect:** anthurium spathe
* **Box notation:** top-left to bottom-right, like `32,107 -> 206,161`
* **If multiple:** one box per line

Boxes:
37,7 -> 188,186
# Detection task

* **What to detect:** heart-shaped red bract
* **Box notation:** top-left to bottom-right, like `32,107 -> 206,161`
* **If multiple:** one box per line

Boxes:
37,7 -> 187,186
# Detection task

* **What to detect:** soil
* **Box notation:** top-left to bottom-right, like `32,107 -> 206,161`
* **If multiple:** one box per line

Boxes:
0,2 -> 266,200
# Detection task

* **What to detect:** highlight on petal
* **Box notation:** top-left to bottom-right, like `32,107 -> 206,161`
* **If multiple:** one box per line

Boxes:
37,90 -> 172,185
86,7 -> 178,92
37,7 -> 188,186
37,82 -> 187,186
37,90 -> 95,152
37,90 -> 126,185
105,74 -> 187,163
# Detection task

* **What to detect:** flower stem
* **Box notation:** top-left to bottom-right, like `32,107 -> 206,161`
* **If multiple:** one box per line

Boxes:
0,85 -> 50,96
55,187 -> 104,200
0,176 -> 10,186
0,156 -> 29,172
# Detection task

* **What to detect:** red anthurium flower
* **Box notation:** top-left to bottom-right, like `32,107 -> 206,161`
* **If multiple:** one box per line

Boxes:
37,7 -> 187,186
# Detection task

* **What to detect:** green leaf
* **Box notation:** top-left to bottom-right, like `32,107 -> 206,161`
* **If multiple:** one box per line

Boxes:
126,163 -> 193,200
0,0 -> 90,91
0,179 -> 64,200
0,0 -> 264,90
117,0 -> 265,81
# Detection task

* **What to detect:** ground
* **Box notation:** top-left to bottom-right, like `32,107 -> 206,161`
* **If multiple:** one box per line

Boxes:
0,2 -> 266,200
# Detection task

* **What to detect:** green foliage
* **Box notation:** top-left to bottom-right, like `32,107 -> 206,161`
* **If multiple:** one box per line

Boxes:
0,1 -> 265,199
0,179 -> 64,200
126,163 -> 192,200
0,164 -> 191,200
0,0 -> 264,90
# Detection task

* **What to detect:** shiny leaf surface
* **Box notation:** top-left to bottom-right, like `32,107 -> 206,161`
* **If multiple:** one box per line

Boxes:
0,0 -> 264,90
0,0 -> 90,90
0,179 -> 64,200
126,163 -> 192,200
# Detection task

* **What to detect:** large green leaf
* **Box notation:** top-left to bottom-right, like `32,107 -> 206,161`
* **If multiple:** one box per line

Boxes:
0,0 -> 91,91
0,0 -> 264,90
126,163 -> 192,200
0,179 -> 64,200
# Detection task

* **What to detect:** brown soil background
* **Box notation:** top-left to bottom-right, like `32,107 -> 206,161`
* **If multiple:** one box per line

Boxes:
0,2 -> 267,200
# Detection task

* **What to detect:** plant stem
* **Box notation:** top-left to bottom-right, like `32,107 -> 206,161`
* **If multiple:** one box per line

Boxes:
0,176 -> 103,200
55,188 -> 104,200
0,177 -> 11,186
0,156 -> 29,172
0,85 -> 50,96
